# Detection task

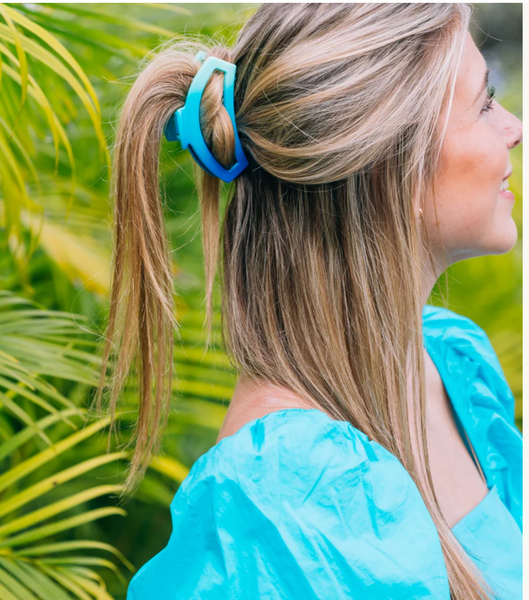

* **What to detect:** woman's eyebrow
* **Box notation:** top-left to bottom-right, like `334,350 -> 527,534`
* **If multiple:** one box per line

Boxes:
472,67 -> 489,106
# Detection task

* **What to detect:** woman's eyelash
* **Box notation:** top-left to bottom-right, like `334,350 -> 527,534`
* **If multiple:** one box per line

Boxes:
481,85 -> 496,114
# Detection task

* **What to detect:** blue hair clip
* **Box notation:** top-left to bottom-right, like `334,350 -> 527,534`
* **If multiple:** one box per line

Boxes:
164,51 -> 249,183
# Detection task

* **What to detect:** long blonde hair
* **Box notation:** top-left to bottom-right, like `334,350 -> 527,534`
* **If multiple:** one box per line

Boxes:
95,4 -> 496,599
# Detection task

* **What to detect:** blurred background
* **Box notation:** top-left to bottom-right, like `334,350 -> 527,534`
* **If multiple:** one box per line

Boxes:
0,3 -> 522,599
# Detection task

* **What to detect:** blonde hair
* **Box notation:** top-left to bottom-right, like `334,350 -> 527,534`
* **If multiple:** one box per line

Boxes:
96,4 -> 496,599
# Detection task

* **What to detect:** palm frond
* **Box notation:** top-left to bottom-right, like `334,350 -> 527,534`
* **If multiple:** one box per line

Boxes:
0,411 -> 130,600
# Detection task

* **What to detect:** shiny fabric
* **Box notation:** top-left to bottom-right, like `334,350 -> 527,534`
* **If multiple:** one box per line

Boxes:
127,305 -> 522,599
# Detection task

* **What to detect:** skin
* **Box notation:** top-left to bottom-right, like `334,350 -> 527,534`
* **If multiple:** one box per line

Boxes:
218,30 -> 522,528
420,30 -> 523,303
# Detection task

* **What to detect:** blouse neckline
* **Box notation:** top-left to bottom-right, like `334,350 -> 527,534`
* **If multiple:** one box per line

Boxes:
450,483 -> 498,534
423,332 -> 490,488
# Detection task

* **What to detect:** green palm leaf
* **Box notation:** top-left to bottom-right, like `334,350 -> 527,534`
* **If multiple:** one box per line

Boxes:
0,412 -> 130,599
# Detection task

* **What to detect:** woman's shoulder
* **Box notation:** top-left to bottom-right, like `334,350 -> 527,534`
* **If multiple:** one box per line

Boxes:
180,408 -> 376,493
176,408 -> 416,513
422,303 -> 510,375
128,409 -> 450,599
422,303 -> 516,424
422,302 -> 498,352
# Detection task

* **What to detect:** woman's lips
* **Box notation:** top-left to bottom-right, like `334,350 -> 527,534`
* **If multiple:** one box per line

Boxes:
499,189 -> 515,202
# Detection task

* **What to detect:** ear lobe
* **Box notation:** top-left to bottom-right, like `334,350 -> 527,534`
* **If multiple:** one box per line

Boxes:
412,192 -> 424,220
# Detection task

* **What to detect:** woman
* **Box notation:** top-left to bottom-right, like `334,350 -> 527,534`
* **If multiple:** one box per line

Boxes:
96,4 -> 522,599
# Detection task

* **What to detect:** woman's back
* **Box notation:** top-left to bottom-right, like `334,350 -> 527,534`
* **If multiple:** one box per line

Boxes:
126,305 -> 522,600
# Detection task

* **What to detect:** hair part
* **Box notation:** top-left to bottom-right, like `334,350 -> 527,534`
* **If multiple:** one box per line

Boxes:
95,4 -> 496,599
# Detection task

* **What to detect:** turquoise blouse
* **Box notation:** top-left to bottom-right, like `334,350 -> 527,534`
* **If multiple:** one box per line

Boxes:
127,305 -> 522,599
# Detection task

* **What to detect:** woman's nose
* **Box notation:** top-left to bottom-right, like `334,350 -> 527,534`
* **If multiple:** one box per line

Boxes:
507,112 -> 522,150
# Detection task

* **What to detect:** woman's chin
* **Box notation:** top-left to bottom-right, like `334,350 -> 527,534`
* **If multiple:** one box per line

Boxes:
481,228 -> 519,257
448,227 -> 518,265
494,220 -> 519,254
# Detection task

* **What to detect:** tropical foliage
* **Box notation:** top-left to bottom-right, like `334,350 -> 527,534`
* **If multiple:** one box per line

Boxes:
0,3 -> 522,598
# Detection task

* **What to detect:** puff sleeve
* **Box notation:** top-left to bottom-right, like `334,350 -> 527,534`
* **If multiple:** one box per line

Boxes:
422,305 -> 517,427
127,410 -> 450,599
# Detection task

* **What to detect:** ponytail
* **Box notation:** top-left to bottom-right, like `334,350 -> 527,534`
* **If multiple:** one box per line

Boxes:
94,42 -> 234,494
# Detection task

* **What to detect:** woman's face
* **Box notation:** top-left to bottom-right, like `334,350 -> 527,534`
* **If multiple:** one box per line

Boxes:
422,30 -> 522,270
